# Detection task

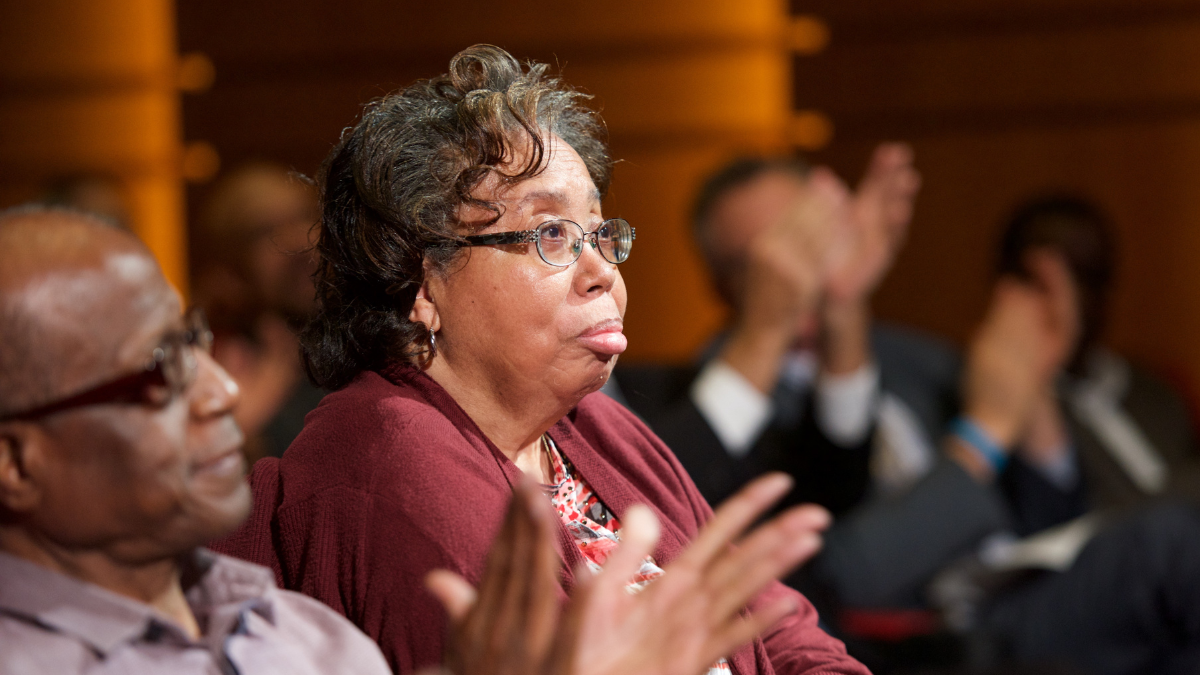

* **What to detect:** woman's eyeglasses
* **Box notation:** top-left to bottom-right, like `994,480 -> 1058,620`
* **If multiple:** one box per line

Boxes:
455,218 -> 635,267
0,308 -> 214,421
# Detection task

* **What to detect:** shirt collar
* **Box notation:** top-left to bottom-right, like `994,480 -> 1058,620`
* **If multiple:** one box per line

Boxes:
0,548 -> 278,657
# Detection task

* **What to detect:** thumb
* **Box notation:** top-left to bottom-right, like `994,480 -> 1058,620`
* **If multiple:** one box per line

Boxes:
425,569 -> 478,624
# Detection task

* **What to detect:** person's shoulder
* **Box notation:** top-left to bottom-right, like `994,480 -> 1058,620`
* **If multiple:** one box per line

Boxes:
278,370 -> 472,499
264,587 -> 392,673
290,370 -> 458,453
0,616 -> 96,675
311,370 -> 438,420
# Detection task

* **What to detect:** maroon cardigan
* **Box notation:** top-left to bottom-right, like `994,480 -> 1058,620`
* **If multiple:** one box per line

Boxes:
213,363 -> 867,675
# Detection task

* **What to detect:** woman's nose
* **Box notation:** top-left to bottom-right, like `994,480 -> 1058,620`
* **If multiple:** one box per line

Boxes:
573,237 -> 617,295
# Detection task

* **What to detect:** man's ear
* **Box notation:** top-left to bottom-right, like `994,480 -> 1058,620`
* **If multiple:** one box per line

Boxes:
408,277 -> 442,334
0,424 -> 42,513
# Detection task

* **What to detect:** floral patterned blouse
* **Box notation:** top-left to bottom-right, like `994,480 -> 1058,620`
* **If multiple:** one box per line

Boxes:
543,435 -> 731,674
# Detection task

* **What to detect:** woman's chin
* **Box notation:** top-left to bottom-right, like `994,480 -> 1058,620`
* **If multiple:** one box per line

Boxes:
562,358 -> 618,400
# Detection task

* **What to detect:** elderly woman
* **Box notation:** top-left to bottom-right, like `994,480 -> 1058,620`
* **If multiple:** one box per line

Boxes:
234,45 -> 865,674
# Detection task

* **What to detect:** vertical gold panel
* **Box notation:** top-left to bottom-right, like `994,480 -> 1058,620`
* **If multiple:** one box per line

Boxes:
0,0 -> 186,293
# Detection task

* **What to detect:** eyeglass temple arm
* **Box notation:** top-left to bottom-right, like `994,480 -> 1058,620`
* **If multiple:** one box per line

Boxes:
461,231 -> 539,246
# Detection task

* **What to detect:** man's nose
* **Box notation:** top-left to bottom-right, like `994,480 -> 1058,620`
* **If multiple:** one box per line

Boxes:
189,350 -> 241,419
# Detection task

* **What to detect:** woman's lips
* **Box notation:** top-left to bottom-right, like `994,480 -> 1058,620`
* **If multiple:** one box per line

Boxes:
578,320 -> 628,356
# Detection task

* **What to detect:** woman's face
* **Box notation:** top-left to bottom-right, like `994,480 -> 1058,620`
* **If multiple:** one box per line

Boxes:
423,136 -> 628,407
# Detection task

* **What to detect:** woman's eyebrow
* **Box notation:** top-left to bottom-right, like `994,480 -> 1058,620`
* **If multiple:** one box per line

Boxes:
518,187 -> 601,210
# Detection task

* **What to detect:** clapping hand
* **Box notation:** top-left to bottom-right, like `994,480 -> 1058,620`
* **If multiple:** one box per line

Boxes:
956,249 -> 1079,477
824,143 -> 921,309
426,473 -> 830,675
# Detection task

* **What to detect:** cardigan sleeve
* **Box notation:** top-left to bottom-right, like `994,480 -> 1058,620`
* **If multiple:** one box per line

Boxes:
750,581 -> 871,675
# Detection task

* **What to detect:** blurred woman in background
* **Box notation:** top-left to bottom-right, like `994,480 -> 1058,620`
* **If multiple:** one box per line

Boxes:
191,163 -> 324,459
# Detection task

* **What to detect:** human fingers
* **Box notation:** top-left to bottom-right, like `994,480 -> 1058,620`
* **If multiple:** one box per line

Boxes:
708,595 -> 801,662
594,505 -> 661,593
1024,249 -> 1079,342
706,505 -> 828,620
855,143 -> 913,203
426,570 -> 479,624
519,479 -> 566,665
778,171 -> 843,252
460,479 -> 552,671
675,473 -> 794,570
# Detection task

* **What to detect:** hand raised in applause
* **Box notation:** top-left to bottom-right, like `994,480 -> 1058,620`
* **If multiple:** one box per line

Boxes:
721,167 -> 849,392
819,143 -> 921,375
954,250 -> 1079,478
426,473 -> 830,675
823,143 -> 921,310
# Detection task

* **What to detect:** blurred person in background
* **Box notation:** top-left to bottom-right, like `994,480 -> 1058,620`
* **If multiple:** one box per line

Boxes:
615,151 -> 1200,673
216,44 -> 869,675
190,163 -> 325,460
612,148 -> 925,518
810,196 -> 1200,675
0,206 -> 857,675
990,196 -> 1200,521
40,173 -> 132,230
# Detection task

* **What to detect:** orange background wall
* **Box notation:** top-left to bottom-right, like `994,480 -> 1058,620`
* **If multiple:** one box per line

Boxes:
176,0 -> 806,363
0,0 -> 188,291
798,0 -> 1200,399
6,1 -> 1200,401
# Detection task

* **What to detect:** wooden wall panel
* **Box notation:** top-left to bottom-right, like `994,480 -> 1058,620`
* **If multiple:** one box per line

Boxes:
0,0 -> 187,291
178,0 -> 796,363
796,1 -> 1200,396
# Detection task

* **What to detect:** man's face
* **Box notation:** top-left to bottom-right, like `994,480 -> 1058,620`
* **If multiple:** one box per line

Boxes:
246,183 -> 319,319
706,170 -> 820,342
21,249 -> 250,563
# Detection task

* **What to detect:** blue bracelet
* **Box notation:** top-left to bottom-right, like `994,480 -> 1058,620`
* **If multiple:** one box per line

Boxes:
950,417 -> 1009,473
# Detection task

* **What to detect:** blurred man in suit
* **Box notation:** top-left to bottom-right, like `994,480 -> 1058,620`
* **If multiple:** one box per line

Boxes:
614,145 -> 927,516
613,152 -> 1200,673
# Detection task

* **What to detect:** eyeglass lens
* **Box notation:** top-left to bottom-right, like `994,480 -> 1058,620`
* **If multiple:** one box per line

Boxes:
152,309 -> 214,399
535,219 -> 633,266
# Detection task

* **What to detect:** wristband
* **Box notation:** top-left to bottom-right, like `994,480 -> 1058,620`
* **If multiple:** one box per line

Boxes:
951,416 -> 1009,474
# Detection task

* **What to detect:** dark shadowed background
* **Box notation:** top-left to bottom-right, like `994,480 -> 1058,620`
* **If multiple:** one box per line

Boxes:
5,0 -> 1200,412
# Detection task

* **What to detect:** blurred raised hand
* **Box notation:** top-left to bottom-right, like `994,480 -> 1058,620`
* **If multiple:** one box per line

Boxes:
721,167 -> 850,392
823,143 -> 921,308
954,249 -> 1079,478
426,474 -> 829,675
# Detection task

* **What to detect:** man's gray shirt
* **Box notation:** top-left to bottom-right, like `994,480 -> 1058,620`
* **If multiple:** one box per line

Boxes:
0,549 -> 391,675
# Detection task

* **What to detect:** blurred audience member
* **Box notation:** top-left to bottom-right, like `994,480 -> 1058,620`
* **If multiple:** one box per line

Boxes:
0,207 -> 844,675
615,151 -> 1200,673
191,163 -> 323,459
995,196 -> 1200,519
613,146 -> 922,516
811,196 -> 1200,675
40,173 -> 132,229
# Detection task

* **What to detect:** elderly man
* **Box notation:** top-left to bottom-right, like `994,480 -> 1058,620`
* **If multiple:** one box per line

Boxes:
0,207 -> 836,675
0,207 -> 390,674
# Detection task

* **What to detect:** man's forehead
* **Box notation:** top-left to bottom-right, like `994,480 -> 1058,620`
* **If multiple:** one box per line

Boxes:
20,252 -> 176,365
0,214 -> 177,388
